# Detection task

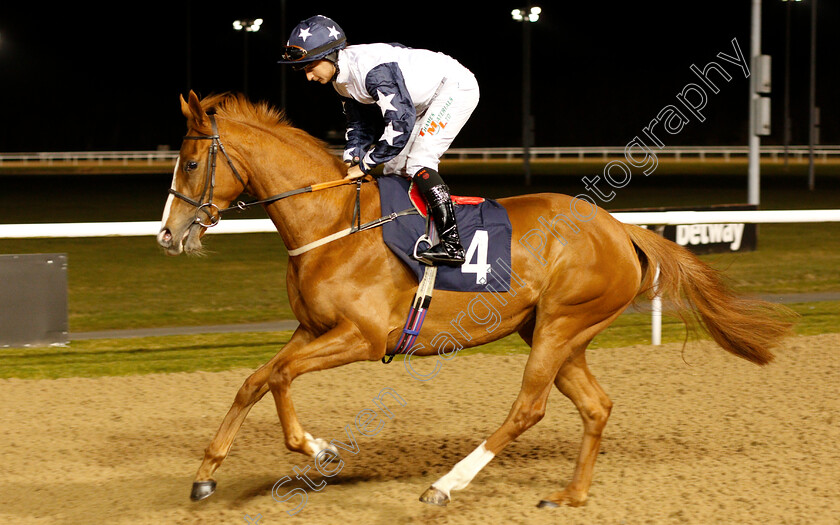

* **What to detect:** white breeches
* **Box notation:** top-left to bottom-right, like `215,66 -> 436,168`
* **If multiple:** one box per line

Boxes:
383,72 -> 480,178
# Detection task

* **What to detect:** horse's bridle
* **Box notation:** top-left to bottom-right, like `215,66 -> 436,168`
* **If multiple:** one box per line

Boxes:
170,114 -> 249,227
170,113 -> 371,229
168,112 -> 419,257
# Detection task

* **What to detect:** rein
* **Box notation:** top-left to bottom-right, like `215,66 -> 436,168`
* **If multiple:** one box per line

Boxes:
170,113 -> 418,255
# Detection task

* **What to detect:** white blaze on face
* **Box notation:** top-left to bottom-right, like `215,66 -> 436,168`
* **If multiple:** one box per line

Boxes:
161,157 -> 180,226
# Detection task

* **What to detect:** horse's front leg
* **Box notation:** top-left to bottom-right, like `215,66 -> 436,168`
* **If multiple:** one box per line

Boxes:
191,327 -> 314,501
268,319 -> 380,457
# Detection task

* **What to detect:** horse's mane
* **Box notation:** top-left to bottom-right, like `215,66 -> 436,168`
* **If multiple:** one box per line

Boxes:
198,92 -> 332,152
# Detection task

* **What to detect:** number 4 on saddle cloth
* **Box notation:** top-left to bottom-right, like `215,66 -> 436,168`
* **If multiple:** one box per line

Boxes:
378,175 -> 513,293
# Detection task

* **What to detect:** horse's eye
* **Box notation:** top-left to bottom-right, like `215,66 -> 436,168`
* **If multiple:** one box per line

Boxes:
184,160 -> 199,172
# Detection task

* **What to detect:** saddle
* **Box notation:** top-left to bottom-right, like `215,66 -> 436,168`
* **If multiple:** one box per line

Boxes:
378,176 -> 512,292
378,176 -> 513,363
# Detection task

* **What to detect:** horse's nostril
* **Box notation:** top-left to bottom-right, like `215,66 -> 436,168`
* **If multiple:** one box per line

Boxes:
158,228 -> 173,246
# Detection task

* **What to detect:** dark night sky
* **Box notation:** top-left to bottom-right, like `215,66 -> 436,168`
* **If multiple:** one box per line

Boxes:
0,1 -> 837,152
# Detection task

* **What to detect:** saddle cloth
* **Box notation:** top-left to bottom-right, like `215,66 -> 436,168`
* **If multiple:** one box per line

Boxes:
378,175 -> 513,292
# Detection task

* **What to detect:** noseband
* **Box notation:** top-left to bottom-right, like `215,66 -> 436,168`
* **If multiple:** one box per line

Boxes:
169,114 -> 248,227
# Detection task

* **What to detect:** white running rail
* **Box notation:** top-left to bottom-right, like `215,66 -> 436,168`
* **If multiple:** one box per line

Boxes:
1,210 -> 838,239
2,209 -> 838,344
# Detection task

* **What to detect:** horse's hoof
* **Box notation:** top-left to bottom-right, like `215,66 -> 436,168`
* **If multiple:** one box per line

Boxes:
190,480 -> 216,501
537,499 -> 560,508
419,486 -> 450,506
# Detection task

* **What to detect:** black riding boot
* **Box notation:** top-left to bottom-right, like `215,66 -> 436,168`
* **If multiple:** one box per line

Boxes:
413,169 -> 466,267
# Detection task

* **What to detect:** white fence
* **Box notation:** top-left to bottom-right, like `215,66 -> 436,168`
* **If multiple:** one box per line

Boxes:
1,209 -> 838,345
2,145 -> 840,165
1,209 -> 838,239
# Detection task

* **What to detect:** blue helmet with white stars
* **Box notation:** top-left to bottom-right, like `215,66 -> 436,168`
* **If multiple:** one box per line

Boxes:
278,15 -> 347,66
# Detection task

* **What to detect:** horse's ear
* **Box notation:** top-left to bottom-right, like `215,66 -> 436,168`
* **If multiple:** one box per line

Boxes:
180,93 -> 191,119
181,90 -> 211,134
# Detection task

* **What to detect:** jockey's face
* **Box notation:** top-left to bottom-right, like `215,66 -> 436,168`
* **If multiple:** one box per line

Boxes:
304,60 -> 336,84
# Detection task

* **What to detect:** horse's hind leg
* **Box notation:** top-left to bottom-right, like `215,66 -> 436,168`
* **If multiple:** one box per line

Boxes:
537,350 -> 612,508
419,306 -> 624,507
419,320 -> 580,506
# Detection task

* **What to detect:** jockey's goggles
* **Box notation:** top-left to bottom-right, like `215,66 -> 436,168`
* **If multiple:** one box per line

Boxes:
281,45 -> 309,62
279,37 -> 346,70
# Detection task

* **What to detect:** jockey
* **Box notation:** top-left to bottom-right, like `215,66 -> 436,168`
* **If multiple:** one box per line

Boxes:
278,15 -> 480,267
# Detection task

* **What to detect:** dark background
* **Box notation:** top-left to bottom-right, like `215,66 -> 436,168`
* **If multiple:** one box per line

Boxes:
0,1 -> 836,152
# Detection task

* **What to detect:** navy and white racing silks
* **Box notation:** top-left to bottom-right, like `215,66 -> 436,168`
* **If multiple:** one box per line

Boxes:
332,43 -> 473,174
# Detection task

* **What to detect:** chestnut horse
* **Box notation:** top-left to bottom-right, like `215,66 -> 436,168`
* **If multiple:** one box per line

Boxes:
159,91 -> 793,508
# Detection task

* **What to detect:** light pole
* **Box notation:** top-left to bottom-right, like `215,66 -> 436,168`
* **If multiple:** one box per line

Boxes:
511,5 -> 541,186
747,1 -> 772,205
233,18 -> 263,97
748,0 -> 762,206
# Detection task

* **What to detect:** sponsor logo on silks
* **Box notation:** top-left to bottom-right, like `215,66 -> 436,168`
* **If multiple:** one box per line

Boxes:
676,223 -> 745,251
419,97 -> 454,137
420,120 -> 448,137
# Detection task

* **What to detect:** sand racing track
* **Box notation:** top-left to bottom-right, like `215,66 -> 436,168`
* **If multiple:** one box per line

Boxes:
1,333 -> 838,524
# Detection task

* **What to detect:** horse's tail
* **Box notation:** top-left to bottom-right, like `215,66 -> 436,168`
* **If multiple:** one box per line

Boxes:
623,223 -> 796,365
